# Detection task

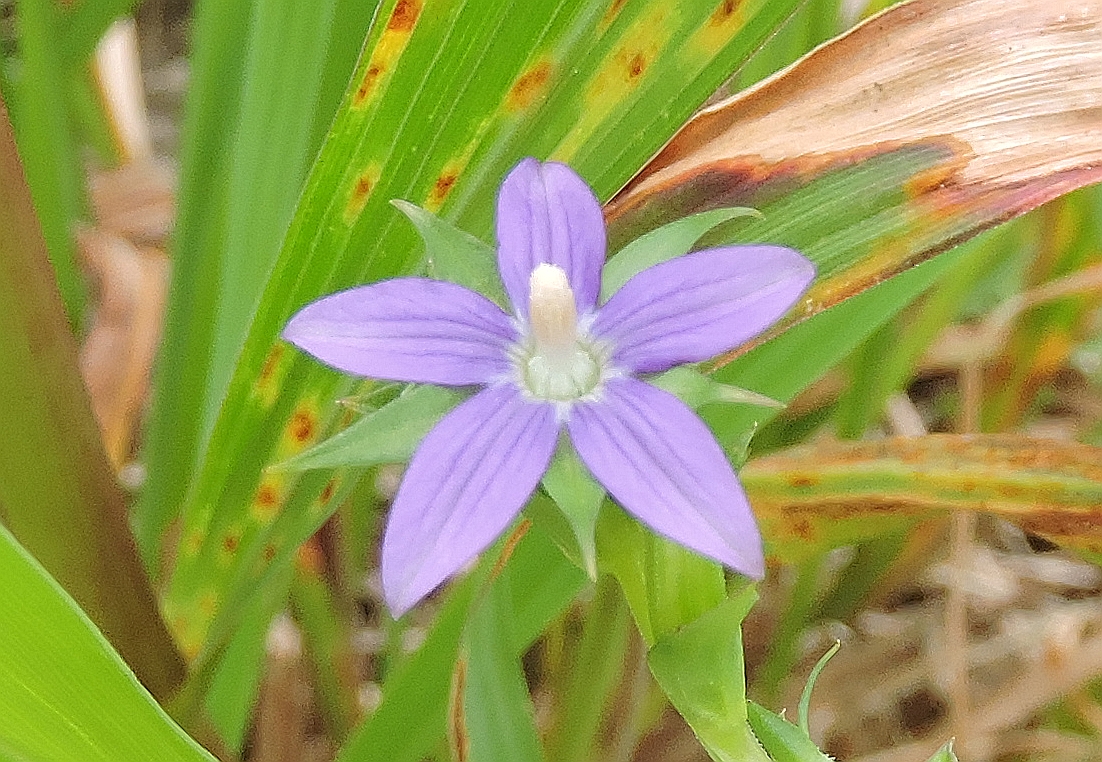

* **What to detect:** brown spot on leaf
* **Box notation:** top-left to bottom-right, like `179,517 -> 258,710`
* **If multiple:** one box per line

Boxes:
288,407 -> 317,446
221,532 -> 240,555
387,0 -> 421,32
508,60 -> 553,111
345,167 -> 381,223
319,479 -> 337,505
253,481 -> 282,522
710,0 -> 741,24
259,344 -> 284,384
263,543 -> 278,563
355,65 -> 385,106
601,0 -> 629,29
625,50 -> 647,80
429,172 -> 458,208
789,474 -> 819,489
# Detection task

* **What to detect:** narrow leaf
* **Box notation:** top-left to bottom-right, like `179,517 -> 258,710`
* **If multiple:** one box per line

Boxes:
742,434 -> 1102,560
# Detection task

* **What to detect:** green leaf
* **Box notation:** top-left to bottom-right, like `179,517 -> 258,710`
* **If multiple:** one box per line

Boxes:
462,585 -> 545,762
600,206 -> 759,300
274,384 -> 462,471
393,199 -> 506,306
0,524 -> 216,762
745,701 -> 833,762
647,588 -> 770,762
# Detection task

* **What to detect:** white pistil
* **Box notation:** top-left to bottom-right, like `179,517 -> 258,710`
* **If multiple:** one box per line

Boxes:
528,263 -> 577,361
521,263 -> 604,402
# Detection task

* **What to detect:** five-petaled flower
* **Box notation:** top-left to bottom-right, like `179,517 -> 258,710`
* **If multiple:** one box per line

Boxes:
283,158 -> 815,616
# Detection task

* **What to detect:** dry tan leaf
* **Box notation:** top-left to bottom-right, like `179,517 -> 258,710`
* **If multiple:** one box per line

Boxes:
608,0 -> 1102,332
77,227 -> 169,467
620,0 -> 1102,199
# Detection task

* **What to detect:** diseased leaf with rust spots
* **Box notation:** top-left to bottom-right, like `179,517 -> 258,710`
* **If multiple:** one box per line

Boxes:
741,435 -> 1102,561
609,0 -> 1102,348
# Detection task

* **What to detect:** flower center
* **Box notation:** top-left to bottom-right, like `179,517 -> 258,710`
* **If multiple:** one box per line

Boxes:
517,264 -> 606,402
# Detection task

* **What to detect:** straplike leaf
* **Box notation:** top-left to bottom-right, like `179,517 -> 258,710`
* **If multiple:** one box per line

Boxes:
0,524 -> 215,762
608,0 -> 1102,349
742,434 -> 1102,561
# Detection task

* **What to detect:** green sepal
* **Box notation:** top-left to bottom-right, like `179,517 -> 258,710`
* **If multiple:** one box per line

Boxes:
653,366 -> 786,410
273,384 -> 463,471
601,206 -> 761,301
391,200 -> 507,308
540,440 -> 605,579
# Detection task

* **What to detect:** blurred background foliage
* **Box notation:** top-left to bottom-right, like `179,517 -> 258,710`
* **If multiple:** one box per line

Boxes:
0,0 -> 1101,760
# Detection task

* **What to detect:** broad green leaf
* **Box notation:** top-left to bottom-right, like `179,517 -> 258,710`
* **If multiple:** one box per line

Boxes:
599,205 -> 759,300
137,0 -> 378,566
742,434 -> 1102,561
166,0 -> 804,666
648,588 -> 770,762
274,385 -> 462,471
745,702 -> 833,762
0,102 -> 184,698
0,524 -> 216,762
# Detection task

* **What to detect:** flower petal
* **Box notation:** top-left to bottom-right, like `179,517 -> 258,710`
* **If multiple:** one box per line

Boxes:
283,278 -> 517,385
567,378 -> 764,578
381,384 -> 559,616
496,158 -> 606,319
593,245 -> 815,373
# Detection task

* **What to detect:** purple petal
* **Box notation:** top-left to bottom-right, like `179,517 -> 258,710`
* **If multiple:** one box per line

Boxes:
381,384 -> 559,616
283,278 -> 517,385
567,378 -> 764,578
593,246 -> 815,374
496,158 -> 606,319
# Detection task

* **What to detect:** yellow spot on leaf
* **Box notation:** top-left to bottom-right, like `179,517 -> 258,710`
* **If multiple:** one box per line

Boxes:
506,59 -> 553,112
251,475 -> 285,523
352,0 -> 422,108
554,7 -> 672,162
345,165 -> 381,224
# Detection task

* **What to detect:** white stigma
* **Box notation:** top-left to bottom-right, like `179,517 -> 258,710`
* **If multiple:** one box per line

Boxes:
528,263 -> 577,359
518,263 -> 606,403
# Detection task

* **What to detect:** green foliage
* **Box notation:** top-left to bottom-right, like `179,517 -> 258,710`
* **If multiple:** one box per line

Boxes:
0,524 -> 215,762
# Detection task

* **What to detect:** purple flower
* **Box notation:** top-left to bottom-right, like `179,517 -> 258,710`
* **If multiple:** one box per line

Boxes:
283,158 -> 815,616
